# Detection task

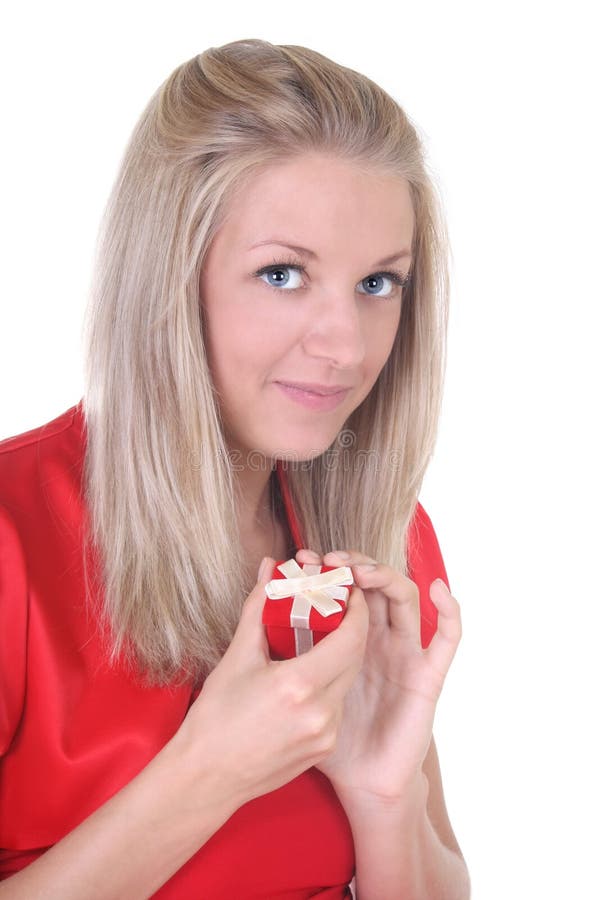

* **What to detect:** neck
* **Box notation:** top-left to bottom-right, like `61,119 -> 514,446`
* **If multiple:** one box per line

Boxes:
234,460 -> 292,581
234,461 -> 276,537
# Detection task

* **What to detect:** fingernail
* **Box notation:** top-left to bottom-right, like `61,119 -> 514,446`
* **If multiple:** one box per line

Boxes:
355,563 -> 376,574
258,557 -> 269,581
303,549 -> 321,560
433,578 -> 448,591
331,551 -> 350,560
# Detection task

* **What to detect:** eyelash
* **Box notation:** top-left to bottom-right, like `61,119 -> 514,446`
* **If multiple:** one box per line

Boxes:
252,257 -> 412,299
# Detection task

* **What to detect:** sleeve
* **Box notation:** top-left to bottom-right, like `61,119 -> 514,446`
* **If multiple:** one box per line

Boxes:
407,501 -> 451,650
0,504 -> 29,756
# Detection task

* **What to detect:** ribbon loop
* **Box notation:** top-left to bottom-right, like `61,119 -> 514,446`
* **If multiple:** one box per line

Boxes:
264,559 -> 354,657
265,561 -> 353,618
265,559 -> 354,657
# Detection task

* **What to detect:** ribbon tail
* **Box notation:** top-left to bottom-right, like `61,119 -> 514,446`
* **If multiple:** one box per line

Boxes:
294,628 -> 314,655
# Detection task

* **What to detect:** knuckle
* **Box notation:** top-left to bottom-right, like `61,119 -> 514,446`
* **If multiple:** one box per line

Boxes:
276,669 -> 313,706
309,717 -> 338,757
303,705 -> 332,739
316,728 -> 337,757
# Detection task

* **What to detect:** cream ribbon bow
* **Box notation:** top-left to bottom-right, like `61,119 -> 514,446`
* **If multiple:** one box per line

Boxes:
265,559 -> 353,655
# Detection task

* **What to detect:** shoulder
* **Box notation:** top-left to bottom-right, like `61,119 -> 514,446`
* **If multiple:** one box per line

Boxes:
0,400 -> 85,467
0,401 -> 86,512
0,401 -> 87,755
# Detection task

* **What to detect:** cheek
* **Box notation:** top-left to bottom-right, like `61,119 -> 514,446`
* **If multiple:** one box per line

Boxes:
367,312 -> 401,373
204,297 -> 298,391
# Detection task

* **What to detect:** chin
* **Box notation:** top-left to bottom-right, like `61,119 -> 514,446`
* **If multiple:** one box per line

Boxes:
269,434 -> 339,465
274,448 -> 326,465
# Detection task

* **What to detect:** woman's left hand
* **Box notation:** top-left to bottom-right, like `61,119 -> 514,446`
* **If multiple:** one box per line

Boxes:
295,547 -> 462,804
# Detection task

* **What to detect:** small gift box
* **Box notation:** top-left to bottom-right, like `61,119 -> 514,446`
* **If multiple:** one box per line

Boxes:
262,558 -> 354,660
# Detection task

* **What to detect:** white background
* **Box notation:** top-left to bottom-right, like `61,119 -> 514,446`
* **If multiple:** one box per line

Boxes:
1,2 -> 598,897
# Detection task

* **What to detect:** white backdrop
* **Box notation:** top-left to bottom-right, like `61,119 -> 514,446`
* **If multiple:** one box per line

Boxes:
1,2 -> 598,897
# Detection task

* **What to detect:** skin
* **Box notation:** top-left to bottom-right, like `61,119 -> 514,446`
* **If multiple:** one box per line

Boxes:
199,152 -> 413,549
0,153 -> 467,897
199,151 -> 467,882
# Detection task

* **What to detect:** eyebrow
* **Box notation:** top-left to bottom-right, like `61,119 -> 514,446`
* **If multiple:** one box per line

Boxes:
248,240 -> 412,268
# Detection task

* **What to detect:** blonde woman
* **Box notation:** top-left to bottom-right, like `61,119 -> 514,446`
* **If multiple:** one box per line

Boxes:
0,39 -> 470,899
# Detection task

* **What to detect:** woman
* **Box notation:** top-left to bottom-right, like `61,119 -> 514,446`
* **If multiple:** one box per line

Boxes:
0,39 -> 470,898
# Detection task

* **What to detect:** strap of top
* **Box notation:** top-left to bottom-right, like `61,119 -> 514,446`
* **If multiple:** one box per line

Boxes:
275,460 -> 306,551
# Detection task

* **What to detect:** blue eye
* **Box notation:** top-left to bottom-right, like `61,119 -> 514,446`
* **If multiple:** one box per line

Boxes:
252,258 -> 411,299
255,262 -> 304,291
356,273 -> 405,298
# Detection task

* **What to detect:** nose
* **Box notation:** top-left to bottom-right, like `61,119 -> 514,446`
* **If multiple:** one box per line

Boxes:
301,289 -> 366,370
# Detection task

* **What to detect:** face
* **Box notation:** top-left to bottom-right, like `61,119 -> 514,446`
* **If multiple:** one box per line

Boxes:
199,153 -> 415,462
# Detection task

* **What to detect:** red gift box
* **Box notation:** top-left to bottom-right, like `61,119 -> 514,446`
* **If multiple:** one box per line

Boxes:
262,558 -> 354,660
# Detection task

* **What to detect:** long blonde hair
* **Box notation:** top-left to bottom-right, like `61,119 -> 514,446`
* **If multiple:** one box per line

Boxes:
82,38 -> 450,686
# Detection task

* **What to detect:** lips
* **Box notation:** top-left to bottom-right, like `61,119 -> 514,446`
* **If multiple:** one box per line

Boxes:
275,381 -> 352,396
274,381 -> 351,412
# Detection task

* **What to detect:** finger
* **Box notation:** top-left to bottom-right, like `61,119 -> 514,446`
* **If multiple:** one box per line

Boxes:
351,563 -> 421,640
295,548 -> 322,565
293,549 -> 387,626
424,580 -> 462,676
360,588 -> 390,628
228,556 -> 275,665
320,550 -> 391,625
322,549 -> 377,566
288,585 -> 369,689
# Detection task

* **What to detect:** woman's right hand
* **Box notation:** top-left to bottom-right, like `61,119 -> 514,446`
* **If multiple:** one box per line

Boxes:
0,563 -> 368,900
171,556 -> 369,813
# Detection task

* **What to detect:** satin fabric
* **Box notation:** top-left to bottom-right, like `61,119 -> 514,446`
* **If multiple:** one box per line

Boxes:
0,403 -> 448,896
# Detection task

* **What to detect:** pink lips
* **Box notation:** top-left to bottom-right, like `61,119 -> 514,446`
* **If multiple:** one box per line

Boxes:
275,381 -> 351,411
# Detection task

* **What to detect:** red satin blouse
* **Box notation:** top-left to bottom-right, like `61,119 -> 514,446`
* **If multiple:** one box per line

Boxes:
0,402 -> 449,897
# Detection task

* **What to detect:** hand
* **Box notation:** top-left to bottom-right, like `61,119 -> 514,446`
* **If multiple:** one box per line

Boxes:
172,557 -> 370,814
295,547 -> 462,805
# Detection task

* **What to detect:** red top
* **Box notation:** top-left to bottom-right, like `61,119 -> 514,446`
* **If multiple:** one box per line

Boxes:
0,403 -> 449,896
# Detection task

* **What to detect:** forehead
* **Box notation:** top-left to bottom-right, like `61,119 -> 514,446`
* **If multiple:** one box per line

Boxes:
216,154 -> 415,257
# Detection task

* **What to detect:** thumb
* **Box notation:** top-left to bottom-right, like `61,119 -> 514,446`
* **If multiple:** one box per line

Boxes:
228,556 -> 275,661
257,555 -> 274,585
